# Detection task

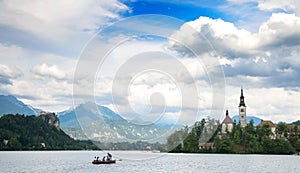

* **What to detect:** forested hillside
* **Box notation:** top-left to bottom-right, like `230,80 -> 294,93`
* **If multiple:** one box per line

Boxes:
0,114 -> 97,150
167,119 -> 300,154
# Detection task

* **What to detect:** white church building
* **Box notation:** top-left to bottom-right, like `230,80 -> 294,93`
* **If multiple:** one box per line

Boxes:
221,87 -> 247,133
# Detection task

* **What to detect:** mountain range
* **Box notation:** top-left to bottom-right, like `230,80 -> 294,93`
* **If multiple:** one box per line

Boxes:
57,102 -> 171,142
0,95 -> 40,116
0,95 -> 170,142
1,94 -> 287,143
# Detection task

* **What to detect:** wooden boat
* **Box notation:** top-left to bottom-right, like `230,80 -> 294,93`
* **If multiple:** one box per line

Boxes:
92,159 -> 116,164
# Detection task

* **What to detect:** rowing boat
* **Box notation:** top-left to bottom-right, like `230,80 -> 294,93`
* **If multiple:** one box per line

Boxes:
92,159 -> 116,164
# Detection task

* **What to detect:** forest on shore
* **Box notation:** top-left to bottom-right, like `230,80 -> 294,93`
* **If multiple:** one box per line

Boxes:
1,114 -> 300,154
0,114 -> 164,151
0,114 -> 97,150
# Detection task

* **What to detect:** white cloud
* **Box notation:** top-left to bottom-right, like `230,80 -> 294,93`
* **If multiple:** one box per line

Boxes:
32,63 -> 67,80
228,0 -> 300,14
258,13 -> 300,47
256,0 -> 300,13
166,12 -> 300,123
169,13 -> 300,84
1,1 -> 299,125
0,64 -> 22,85
169,16 -> 258,58
0,64 -> 22,79
8,79 -> 73,111
0,0 -> 128,33
0,0 -> 129,55
170,13 -> 300,57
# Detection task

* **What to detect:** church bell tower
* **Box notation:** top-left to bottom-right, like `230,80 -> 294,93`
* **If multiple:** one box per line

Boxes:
239,87 -> 247,127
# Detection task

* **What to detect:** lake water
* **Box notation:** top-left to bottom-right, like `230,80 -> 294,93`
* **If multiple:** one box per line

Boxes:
0,151 -> 300,173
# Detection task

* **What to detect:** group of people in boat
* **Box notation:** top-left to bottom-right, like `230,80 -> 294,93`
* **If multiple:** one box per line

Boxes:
94,152 -> 113,162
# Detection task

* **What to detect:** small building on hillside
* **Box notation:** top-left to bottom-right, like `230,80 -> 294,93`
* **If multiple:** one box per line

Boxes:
221,110 -> 234,134
288,124 -> 300,134
258,120 -> 276,137
199,142 -> 214,150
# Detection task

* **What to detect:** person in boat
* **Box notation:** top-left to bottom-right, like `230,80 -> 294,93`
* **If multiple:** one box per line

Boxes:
107,153 -> 112,160
102,156 -> 106,161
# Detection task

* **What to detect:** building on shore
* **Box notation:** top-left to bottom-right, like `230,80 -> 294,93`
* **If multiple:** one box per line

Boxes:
258,120 -> 276,138
199,142 -> 214,150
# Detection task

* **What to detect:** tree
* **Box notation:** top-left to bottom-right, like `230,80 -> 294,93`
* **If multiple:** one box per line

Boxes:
214,136 -> 233,153
183,128 -> 199,152
7,137 -> 22,150
288,125 -> 299,149
273,138 -> 295,154
0,114 -> 97,150
233,122 -> 242,145
166,127 -> 188,152
257,124 -> 272,141
294,141 -> 300,151
276,122 -> 288,138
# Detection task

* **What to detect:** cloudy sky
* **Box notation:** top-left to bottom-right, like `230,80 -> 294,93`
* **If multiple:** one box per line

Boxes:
0,0 -> 300,124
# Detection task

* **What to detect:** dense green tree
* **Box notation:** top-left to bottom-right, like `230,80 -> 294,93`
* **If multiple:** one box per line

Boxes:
276,122 -> 288,138
266,138 -> 295,154
233,122 -> 242,145
167,116 -> 299,154
0,114 -> 97,150
294,141 -> 300,151
166,126 -> 188,152
257,124 -> 272,141
183,128 -> 199,152
214,136 -> 233,153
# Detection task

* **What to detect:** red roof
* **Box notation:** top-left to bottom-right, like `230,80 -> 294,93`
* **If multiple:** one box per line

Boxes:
258,120 -> 276,128
199,142 -> 214,147
222,115 -> 234,124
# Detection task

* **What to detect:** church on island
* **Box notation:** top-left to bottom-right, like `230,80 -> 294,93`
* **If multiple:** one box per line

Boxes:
199,87 -> 300,153
200,87 -> 278,150
221,87 -> 276,134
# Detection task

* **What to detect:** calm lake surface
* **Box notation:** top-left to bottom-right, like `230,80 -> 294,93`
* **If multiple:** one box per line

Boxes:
0,151 -> 300,173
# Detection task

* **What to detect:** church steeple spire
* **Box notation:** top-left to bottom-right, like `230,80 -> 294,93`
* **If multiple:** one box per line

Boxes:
239,86 -> 246,107
238,86 -> 247,127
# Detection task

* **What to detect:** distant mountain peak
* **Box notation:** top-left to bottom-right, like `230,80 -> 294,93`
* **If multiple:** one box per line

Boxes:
231,115 -> 262,126
58,102 -> 169,142
0,94 -> 40,116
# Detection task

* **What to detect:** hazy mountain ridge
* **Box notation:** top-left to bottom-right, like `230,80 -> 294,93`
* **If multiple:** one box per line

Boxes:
58,102 -> 123,128
0,95 -> 170,142
4,94 -> 292,144
232,115 -> 262,126
58,102 -> 169,142
0,95 -> 40,116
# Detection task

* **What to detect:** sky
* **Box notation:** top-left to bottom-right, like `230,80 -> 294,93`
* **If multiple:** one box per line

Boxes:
0,0 -> 300,124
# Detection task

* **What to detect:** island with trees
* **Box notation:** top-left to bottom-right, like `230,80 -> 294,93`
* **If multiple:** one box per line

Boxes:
166,117 -> 300,154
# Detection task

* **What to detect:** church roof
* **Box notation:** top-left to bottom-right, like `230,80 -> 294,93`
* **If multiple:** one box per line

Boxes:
222,115 -> 234,124
258,120 -> 276,128
199,142 -> 214,147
